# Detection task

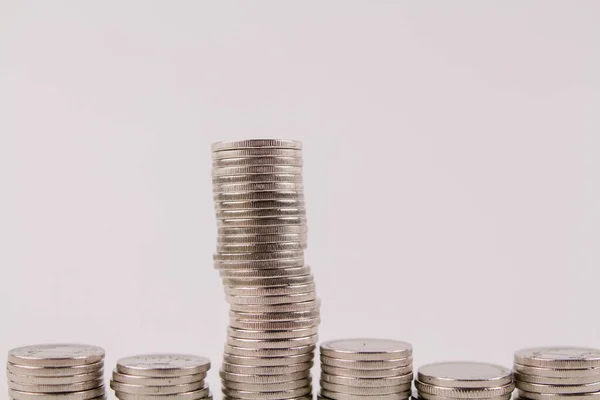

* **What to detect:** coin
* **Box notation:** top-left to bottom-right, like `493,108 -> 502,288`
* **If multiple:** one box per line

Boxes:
213,157 -> 303,168
227,336 -> 318,349
110,381 -> 206,395
223,353 -> 314,367
7,361 -> 105,377
8,344 -> 105,367
229,299 -> 320,313
217,242 -> 306,253
225,283 -> 316,296
228,318 -> 320,331
215,250 -> 305,261
227,326 -> 319,340
213,149 -> 302,160
417,361 -> 513,388
515,348 -> 600,369
224,344 -> 316,358
321,372 -> 413,387
514,364 -> 600,378
213,174 -> 303,184
224,275 -> 314,288
320,355 -> 413,369
418,393 -> 511,400
111,370 -> 206,385
116,354 -> 210,377
7,370 -> 104,385
9,387 -> 105,400
215,258 -> 305,270
218,234 -> 307,244
213,166 -> 303,177
320,389 -> 411,400
221,266 -> 311,279
8,378 -> 104,393
216,200 -> 306,211
219,370 -> 311,384
414,381 -> 515,398
321,380 -> 412,395
212,139 -> 302,152
214,191 -> 304,201
226,292 -> 317,305
517,391 -> 600,400
516,381 -> 600,394
514,372 -> 600,385
320,339 -> 412,361
223,397 -> 309,400
217,217 -> 307,228
230,309 -> 319,321
218,225 -> 307,236
221,386 -> 311,400
321,364 -> 413,378
220,362 -> 313,375
222,377 -> 311,391
114,386 -> 210,400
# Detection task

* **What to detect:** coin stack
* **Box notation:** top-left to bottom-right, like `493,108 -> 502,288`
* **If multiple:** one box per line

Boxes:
414,361 -> 514,400
514,346 -> 600,400
211,139 -> 319,400
319,338 -> 413,400
6,344 -> 106,400
110,354 -> 212,400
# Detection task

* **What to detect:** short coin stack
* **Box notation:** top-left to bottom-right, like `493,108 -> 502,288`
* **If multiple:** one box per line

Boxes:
110,354 -> 212,400
6,344 -> 106,400
211,139 -> 319,400
319,338 -> 413,400
415,361 -> 514,400
514,346 -> 600,400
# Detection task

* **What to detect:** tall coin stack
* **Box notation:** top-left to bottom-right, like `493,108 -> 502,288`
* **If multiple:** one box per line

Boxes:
110,354 -> 212,400
6,344 -> 106,400
415,362 -> 514,400
514,347 -> 600,400
211,139 -> 319,400
319,338 -> 413,400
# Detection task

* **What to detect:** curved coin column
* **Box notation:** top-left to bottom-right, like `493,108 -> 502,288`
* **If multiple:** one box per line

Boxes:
415,361 -> 514,400
319,338 -> 413,400
6,344 -> 106,400
110,354 -> 212,400
212,139 -> 320,400
514,347 -> 600,400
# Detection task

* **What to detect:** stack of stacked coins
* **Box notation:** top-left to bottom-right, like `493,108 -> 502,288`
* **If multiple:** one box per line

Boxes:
6,344 -> 106,400
514,347 -> 600,400
415,362 -> 514,400
319,338 -> 413,400
110,354 -> 212,400
211,139 -> 319,400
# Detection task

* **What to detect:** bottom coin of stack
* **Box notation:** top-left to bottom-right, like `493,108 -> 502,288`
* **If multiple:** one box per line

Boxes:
7,343 -> 106,400
319,338 -> 413,400
514,346 -> 600,400
415,361 -> 514,400
110,354 -> 212,400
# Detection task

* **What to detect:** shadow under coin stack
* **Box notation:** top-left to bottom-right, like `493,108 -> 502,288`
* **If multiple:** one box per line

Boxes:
6,344 -> 106,400
110,354 -> 212,400
211,139 -> 319,400
415,362 -> 514,400
514,347 -> 600,400
319,338 -> 413,400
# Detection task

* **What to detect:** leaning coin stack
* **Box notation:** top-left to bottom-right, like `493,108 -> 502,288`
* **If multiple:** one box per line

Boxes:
212,139 -> 319,400
415,361 -> 514,400
6,343 -> 106,400
514,346 -> 600,400
110,354 -> 212,400
319,338 -> 413,400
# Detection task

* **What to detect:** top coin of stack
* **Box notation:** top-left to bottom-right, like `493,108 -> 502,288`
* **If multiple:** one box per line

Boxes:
415,361 -> 514,400
212,139 -> 319,400
319,338 -> 413,400
514,346 -> 600,400
110,354 -> 212,400
6,343 -> 106,400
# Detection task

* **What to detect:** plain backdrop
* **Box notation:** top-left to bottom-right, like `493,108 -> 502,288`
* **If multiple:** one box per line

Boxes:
1,1 -> 599,398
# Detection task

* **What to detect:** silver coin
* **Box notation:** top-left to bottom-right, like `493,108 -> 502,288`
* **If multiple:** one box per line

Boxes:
220,266 -> 311,278
414,381 -> 515,398
417,362 -> 513,388
116,354 -> 210,377
320,339 -> 412,361
213,174 -> 303,185
321,381 -> 411,395
213,166 -> 302,177
228,317 -> 320,331
321,364 -> 413,378
8,397 -> 107,400
230,309 -> 319,321
320,389 -> 411,400
229,299 -> 320,313
220,361 -> 313,375
514,372 -> 600,385
7,361 -> 104,377
215,200 -> 305,211
114,386 -> 210,400
8,387 -> 105,400
518,391 -> 600,400
215,250 -> 305,261
224,275 -> 314,288
222,377 -> 311,392
213,157 -> 303,168
217,217 -> 306,228
225,283 -> 316,296
218,233 -> 307,244
418,393 -> 511,400
217,242 -> 306,253
223,397 -> 310,400
218,225 -> 307,235
226,335 -> 318,349
212,148 -> 302,159
320,355 -> 413,369
212,139 -> 302,152
8,378 -> 104,393
221,386 -> 311,400
8,344 -> 105,367
214,191 -> 305,201
223,353 -> 314,367
215,258 -> 305,270
216,207 -> 305,219
214,182 -> 303,194
111,370 -> 206,385
514,364 -> 600,378
110,381 -> 206,395
227,326 -> 319,340
220,370 -> 310,384
321,372 -> 413,387
7,370 -> 104,385
223,344 -> 316,358
226,292 -> 317,305
516,381 -> 600,394
515,348 -> 600,369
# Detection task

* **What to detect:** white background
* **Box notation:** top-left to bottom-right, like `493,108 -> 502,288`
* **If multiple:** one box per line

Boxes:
1,1 -> 599,398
